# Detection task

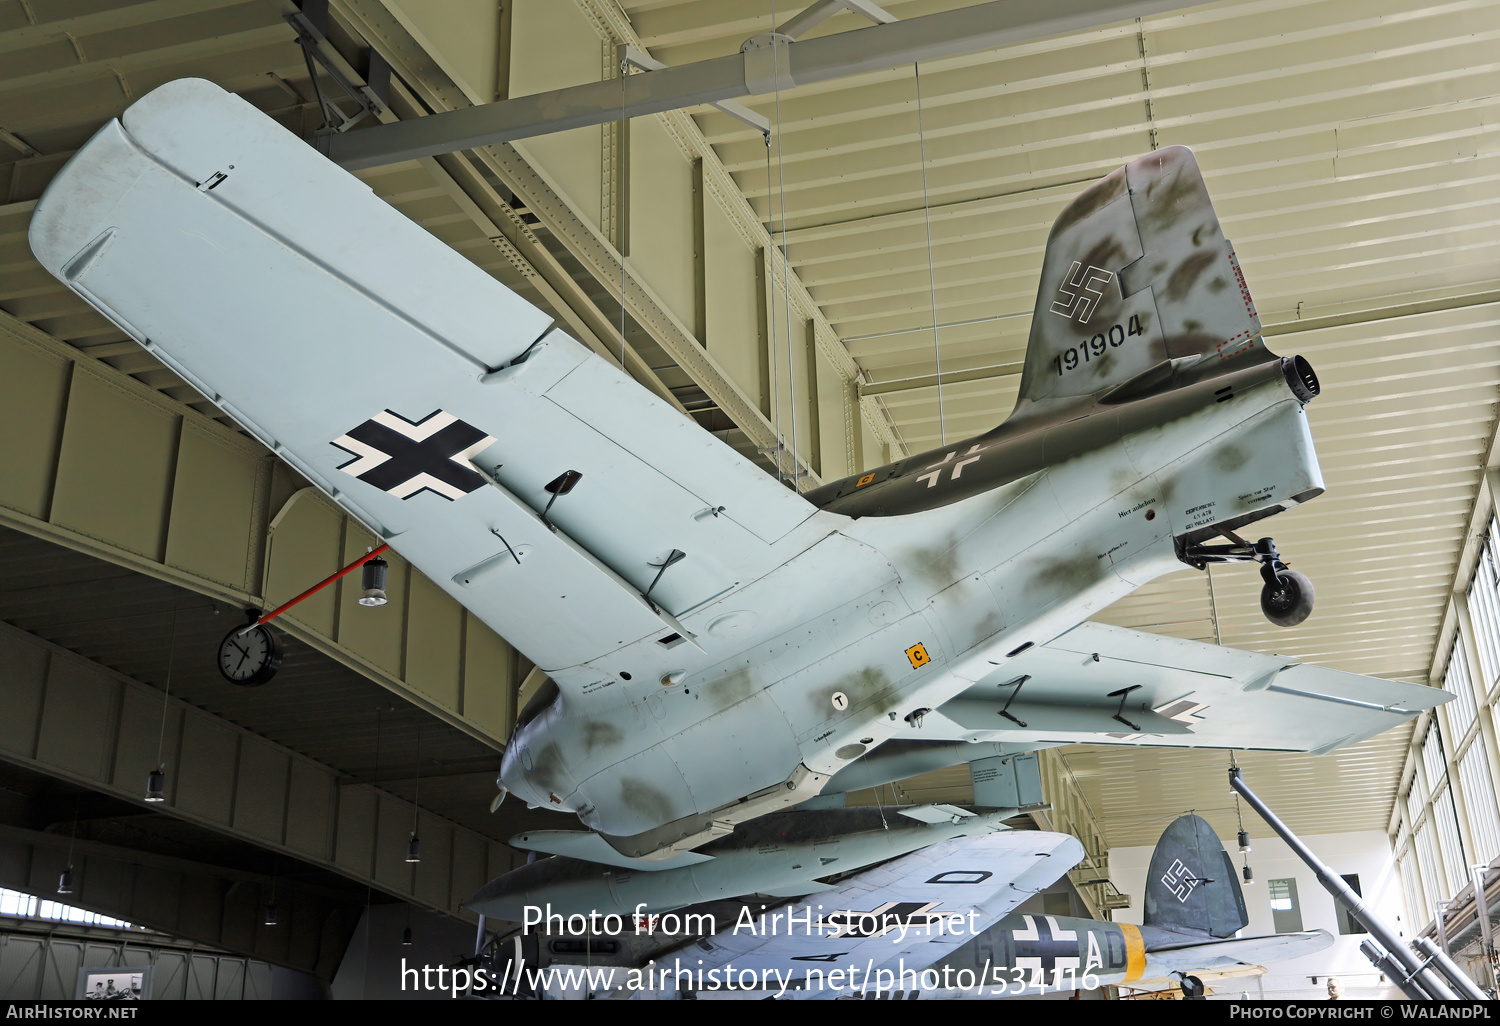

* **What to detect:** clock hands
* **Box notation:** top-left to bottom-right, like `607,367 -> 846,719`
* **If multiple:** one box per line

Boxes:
216,625 -> 280,687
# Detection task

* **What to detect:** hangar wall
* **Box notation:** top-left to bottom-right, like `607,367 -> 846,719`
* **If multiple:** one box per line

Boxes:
0,620 -> 512,958
0,311 -> 523,750
0,917 -> 311,1000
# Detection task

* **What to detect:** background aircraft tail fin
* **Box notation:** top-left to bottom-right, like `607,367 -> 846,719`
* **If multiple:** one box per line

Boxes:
1142,813 -> 1248,939
1015,146 -> 1276,411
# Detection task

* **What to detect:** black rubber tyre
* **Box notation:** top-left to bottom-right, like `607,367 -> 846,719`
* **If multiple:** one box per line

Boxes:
1260,569 -> 1315,627
1181,974 -> 1206,1000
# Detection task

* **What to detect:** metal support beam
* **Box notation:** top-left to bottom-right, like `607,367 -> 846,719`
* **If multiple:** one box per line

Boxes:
1231,766 -> 1485,1001
778,0 -> 898,41
322,0 -> 1209,170
618,45 -> 769,136
1473,864 -> 1498,992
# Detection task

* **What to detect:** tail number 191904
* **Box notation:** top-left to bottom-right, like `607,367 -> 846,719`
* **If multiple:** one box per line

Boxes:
1056,315 -> 1145,375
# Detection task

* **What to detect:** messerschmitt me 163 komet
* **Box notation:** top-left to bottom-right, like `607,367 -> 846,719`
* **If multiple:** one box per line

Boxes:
30,80 -> 1446,869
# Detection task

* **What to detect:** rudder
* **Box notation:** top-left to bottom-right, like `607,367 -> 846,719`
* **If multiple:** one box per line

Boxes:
1017,147 -> 1273,410
1143,814 -> 1248,939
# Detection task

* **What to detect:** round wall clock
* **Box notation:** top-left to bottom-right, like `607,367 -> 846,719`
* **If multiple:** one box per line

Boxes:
217,623 -> 282,687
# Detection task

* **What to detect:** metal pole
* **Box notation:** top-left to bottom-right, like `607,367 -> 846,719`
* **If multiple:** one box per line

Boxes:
1361,939 -> 1432,1001
323,0 -> 1211,170
1229,766 -> 1482,1000
1473,865 -> 1497,994
1413,936 -> 1486,1000
238,542 -> 390,635
1437,898 -> 1452,954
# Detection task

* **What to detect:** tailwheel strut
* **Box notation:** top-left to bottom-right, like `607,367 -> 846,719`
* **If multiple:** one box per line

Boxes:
1182,531 -> 1315,628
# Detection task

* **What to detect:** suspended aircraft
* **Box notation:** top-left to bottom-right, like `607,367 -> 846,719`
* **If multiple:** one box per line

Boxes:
863,813 -> 1334,1001
30,79 -> 1448,866
503,813 -> 1329,1000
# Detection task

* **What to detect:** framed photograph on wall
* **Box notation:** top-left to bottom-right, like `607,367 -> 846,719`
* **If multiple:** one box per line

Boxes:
76,965 -> 151,1000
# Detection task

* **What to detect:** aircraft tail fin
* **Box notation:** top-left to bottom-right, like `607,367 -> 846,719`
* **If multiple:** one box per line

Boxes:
1015,147 -> 1278,412
1142,814 -> 1248,939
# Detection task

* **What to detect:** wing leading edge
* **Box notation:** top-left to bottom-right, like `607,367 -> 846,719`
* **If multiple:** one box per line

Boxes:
29,79 -> 815,674
653,830 -> 1084,997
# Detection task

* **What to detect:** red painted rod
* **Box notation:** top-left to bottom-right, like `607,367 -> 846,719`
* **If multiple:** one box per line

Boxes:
240,543 -> 390,635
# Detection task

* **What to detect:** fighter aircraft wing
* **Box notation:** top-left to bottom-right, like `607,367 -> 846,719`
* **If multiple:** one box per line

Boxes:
28,79 -> 815,675
664,829 -> 1083,997
921,622 -> 1449,753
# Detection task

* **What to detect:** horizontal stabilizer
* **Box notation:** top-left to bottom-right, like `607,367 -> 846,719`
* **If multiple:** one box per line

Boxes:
1146,929 -> 1334,971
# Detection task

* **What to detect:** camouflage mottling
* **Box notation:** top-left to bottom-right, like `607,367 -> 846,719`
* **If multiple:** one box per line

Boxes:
904,530 -> 963,588
1051,165 -> 1127,239
708,666 -> 757,710
813,666 -> 895,717
1139,161 -> 1202,231
1166,250 -> 1218,302
1215,444 -> 1250,473
618,777 -> 674,822
526,741 -> 570,794
580,720 -> 623,756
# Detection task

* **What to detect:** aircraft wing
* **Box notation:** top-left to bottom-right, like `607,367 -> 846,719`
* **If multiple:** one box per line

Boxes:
28,79 -> 814,676
657,830 -> 1083,998
920,622 -> 1448,753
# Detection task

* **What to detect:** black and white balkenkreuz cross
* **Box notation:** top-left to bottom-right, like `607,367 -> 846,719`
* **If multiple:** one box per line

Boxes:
1010,915 -> 1081,975
332,409 -> 495,501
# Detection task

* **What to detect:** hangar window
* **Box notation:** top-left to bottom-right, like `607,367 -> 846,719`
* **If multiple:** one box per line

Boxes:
0,887 -> 135,930
1434,787 -> 1468,896
1461,741 -> 1500,865
1414,820 -> 1442,914
1398,842 -> 1426,928
1391,513 -> 1500,930
1268,878 -> 1303,933
1443,644 -> 1478,742
1422,726 -> 1447,798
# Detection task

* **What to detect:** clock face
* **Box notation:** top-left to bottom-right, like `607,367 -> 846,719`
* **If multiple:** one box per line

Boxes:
218,624 -> 282,687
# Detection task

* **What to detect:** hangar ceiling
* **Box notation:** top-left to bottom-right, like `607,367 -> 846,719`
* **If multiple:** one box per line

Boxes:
585,0 -> 1500,846
1,0 -> 1497,859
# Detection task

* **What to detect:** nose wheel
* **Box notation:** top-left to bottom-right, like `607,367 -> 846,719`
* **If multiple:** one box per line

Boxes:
1260,561 -> 1314,627
1182,532 -> 1315,628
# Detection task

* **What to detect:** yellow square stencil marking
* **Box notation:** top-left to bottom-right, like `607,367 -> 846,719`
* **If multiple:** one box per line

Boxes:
906,643 -> 931,669
856,472 -> 876,487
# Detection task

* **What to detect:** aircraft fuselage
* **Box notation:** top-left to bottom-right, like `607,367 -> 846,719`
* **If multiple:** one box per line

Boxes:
501,358 -> 1322,853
